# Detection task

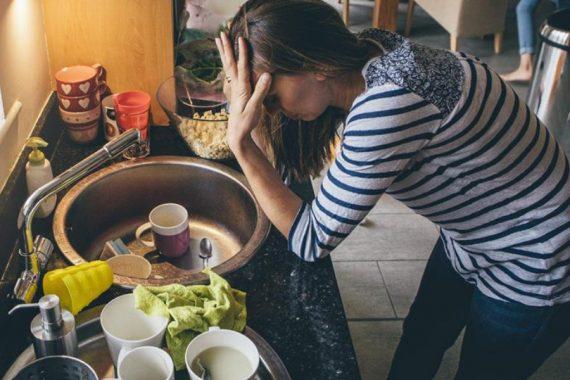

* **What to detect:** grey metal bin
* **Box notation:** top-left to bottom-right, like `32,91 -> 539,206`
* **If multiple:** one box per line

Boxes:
527,8 -> 570,156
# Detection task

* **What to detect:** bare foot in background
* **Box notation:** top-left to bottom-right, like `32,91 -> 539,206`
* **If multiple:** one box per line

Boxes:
501,53 -> 533,82
501,67 -> 533,82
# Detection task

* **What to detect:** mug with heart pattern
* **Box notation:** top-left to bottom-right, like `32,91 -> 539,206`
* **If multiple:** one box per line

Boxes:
59,106 -> 101,125
55,64 -> 106,97
58,90 -> 100,112
65,120 -> 100,145
59,104 -> 101,145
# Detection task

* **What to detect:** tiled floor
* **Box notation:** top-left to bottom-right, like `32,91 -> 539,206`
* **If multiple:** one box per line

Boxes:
319,1 -> 570,379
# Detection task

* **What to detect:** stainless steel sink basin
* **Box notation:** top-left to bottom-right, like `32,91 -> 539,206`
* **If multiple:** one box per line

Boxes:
53,156 -> 270,287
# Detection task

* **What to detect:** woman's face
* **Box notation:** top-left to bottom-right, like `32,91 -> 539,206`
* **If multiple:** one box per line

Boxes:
253,71 -> 330,122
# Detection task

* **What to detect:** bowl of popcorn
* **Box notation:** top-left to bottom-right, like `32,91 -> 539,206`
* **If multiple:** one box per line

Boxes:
156,76 -> 233,160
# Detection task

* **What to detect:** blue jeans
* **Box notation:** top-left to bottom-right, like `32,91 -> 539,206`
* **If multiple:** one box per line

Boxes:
517,0 -> 570,54
387,238 -> 570,380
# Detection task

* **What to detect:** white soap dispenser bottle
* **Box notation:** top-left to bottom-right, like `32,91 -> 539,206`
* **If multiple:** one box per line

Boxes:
25,137 -> 56,217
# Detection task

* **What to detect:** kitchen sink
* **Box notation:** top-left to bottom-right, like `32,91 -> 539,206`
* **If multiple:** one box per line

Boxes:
52,156 -> 270,287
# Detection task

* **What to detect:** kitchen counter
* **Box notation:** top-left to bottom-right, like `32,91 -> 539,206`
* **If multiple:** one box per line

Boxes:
0,99 -> 360,379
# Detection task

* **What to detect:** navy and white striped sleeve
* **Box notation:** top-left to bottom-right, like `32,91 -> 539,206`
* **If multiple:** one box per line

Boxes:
287,84 -> 442,261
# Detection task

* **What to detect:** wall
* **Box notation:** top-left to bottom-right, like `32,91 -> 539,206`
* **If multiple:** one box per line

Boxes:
0,0 -> 53,190
42,0 -> 174,125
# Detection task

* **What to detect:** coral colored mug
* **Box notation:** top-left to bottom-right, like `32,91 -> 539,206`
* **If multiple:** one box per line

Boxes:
113,91 -> 151,158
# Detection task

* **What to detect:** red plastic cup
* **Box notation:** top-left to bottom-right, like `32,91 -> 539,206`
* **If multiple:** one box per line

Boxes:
113,91 -> 151,158
113,91 -> 151,113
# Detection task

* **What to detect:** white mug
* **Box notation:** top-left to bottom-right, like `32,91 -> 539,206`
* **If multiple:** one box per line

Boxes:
102,94 -> 120,141
100,294 -> 169,366
185,327 -> 260,380
117,346 -> 174,380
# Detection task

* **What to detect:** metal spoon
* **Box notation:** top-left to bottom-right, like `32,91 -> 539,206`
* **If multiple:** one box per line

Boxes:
199,237 -> 213,267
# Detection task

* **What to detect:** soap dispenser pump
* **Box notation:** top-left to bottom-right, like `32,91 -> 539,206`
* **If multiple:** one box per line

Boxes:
25,137 -> 56,217
8,294 -> 78,358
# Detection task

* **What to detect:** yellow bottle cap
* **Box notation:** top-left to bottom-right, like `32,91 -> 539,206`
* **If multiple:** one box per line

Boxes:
26,137 -> 48,165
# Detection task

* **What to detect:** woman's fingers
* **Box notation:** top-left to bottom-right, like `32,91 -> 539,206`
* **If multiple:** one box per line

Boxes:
215,37 -> 226,67
217,33 -> 259,115
215,37 -> 229,75
245,73 -> 272,115
236,37 -> 252,102
219,32 -> 237,80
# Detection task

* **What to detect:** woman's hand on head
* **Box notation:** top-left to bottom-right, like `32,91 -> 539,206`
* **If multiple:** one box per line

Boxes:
215,32 -> 272,152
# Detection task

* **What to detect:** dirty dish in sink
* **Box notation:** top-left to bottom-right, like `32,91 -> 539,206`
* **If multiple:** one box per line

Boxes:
117,346 -> 174,380
52,157 -> 270,288
43,261 -> 113,315
185,327 -> 260,380
100,294 -> 168,366
135,203 -> 191,258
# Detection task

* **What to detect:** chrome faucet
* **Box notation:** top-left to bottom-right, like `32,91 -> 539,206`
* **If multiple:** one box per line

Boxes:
14,129 -> 141,302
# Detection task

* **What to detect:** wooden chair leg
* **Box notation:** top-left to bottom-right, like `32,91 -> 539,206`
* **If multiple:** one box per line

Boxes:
372,0 -> 398,31
450,33 -> 458,52
373,0 -> 381,28
494,32 -> 503,54
405,0 -> 415,37
342,0 -> 350,26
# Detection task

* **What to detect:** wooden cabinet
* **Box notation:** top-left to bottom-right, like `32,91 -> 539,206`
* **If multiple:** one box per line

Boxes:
42,0 -> 174,125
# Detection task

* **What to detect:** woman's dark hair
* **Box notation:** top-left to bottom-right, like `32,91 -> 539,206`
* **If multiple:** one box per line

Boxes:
228,0 -> 376,180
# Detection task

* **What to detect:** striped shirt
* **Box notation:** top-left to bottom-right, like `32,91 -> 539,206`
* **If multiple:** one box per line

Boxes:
287,29 -> 570,307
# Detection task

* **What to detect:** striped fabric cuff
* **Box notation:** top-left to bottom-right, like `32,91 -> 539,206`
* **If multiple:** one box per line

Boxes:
287,201 -> 308,256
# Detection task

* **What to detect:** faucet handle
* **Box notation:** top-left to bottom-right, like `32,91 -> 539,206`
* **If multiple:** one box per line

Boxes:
34,236 -> 54,271
13,270 -> 38,303
16,235 -> 53,270
12,236 -> 53,303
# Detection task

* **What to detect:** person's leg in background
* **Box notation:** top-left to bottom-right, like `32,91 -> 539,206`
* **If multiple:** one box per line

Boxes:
455,290 -> 570,380
501,0 -> 540,82
387,239 -> 475,380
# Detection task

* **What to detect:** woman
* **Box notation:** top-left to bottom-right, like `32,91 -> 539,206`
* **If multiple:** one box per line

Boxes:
501,0 -> 570,82
215,0 -> 570,378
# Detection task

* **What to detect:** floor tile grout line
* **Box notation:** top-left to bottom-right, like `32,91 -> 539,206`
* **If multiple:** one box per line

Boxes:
333,259 -> 401,321
376,260 -> 398,318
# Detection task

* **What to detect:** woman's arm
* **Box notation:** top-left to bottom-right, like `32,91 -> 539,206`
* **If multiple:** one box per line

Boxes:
287,85 -> 442,261
216,32 -> 441,261
232,136 -> 303,237
216,33 -> 302,237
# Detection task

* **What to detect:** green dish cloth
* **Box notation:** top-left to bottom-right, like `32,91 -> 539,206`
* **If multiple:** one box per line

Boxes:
134,268 -> 247,370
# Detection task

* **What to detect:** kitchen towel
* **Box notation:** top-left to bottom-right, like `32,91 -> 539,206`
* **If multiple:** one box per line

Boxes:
134,268 -> 247,370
